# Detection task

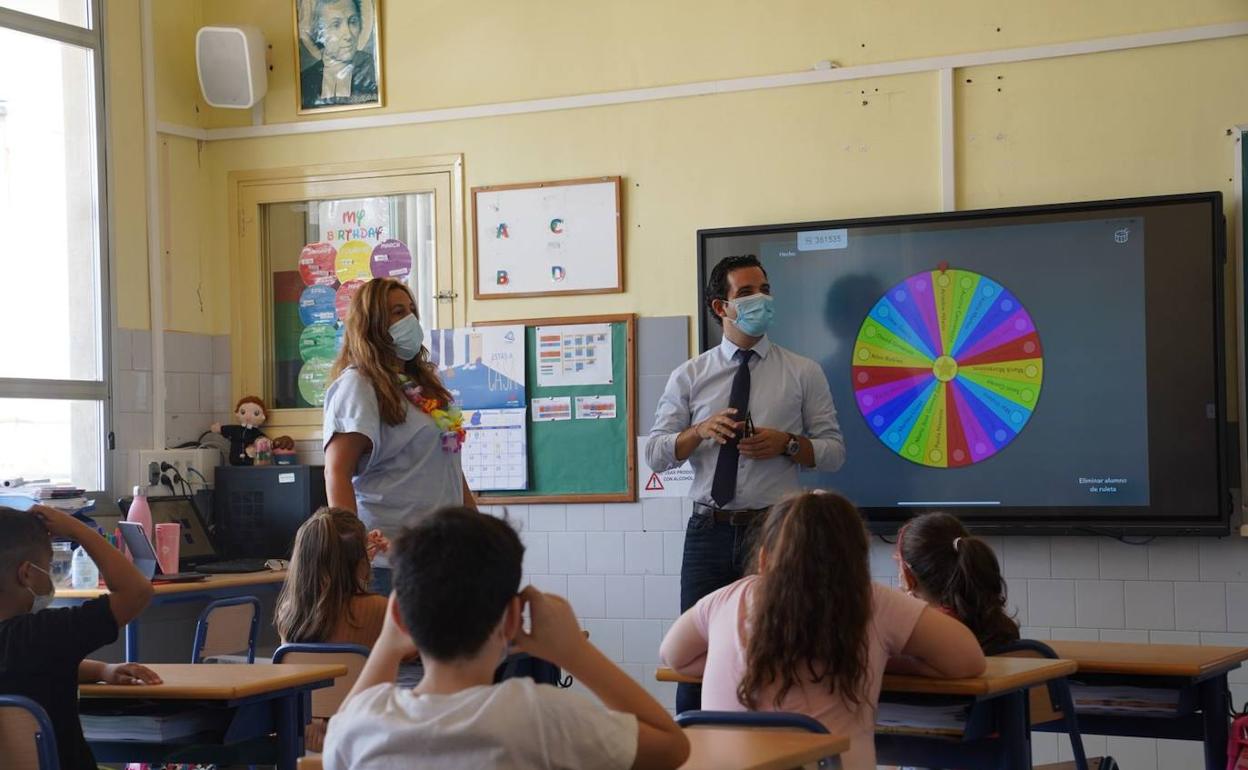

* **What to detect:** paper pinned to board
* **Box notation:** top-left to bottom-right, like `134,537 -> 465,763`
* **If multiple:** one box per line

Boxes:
574,395 -> 616,420
536,323 -> 613,387
531,397 -> 572,422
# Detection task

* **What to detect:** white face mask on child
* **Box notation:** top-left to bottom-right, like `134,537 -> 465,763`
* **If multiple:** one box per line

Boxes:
25,562 -> 55,613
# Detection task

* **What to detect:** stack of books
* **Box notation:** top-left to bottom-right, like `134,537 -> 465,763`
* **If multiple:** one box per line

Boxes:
0,483 -> 95,515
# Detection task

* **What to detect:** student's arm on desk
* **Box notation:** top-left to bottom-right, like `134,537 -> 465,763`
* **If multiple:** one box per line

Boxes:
893,606 -> 986,679
516,588 -> 690,770
79,659 -> 163,685
658,607 -> 708,677
31,505 -> 152,626
325,432 -> 372,513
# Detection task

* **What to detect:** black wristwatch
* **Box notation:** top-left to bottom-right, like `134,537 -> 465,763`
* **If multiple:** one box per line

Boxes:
784,434 -> 801,457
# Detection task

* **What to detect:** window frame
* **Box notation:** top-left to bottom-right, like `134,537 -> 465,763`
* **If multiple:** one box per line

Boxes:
0,3 -> 114,493
229,154 -> 467,440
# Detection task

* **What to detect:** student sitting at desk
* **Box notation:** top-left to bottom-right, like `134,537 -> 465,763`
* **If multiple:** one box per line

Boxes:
658,491 -> 986,770
0,505 -> 161,770
324,506 -> 690,770
275,506 -> 391,751
895,512 -> 1020,651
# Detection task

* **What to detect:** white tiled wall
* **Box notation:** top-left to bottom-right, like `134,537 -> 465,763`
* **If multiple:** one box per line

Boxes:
110,329 -> 233,495
484,498 -> 1248,767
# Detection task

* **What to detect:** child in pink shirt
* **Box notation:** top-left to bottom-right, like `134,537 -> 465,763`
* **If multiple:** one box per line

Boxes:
659,491 -> 986,770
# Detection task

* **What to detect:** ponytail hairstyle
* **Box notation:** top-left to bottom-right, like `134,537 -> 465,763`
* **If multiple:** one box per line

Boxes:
275,507 -> 372,643
898,512 -> 1020,650
329,277 -> 452,426
738,491 -> 872,710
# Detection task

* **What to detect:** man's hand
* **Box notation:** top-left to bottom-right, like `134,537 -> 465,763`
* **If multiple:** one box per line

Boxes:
694,408 -> 742,445
512,586 -> 590,668
28,504 -> 89,539
101,662 -> 163,686
738,428 -> 790,460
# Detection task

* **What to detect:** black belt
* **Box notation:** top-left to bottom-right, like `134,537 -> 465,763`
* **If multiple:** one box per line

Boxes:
693,502 -> 767,525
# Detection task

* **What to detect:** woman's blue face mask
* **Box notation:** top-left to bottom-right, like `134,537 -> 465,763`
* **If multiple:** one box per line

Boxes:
728,293 -> 775,337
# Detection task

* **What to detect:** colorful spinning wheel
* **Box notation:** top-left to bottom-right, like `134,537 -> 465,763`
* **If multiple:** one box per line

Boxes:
851,267 -> 1042,468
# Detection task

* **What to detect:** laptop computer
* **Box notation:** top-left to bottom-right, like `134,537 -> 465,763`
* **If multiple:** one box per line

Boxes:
117,521 -> 207,583
121,495 -> 272,575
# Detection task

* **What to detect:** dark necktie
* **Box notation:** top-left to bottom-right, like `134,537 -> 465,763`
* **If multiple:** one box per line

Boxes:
711,349 -> 754,507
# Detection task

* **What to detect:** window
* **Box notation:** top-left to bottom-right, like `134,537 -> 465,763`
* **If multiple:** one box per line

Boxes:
0,6 -> 109,489
231,156 -> 465,439
263,193 -> 438,408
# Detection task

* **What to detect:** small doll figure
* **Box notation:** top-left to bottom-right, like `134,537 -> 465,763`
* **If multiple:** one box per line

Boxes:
211,396 -> 269,466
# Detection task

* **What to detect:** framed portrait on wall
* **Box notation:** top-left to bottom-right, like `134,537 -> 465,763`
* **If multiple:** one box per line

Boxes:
293,0 -> 384,114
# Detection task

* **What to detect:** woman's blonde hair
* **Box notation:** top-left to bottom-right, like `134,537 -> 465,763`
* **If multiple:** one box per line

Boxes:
330,277 -> 451,425
274,507 -> 372,643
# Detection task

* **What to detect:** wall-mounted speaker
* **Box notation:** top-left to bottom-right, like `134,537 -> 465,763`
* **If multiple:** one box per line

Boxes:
195,26 -> 268,109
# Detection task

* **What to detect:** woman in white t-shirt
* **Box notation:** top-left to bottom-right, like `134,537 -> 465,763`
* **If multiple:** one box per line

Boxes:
323,277 -> 475,594
659,491 -> 986,770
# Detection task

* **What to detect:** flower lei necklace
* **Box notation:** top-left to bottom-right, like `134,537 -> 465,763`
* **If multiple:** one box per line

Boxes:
399,376 -> 466,453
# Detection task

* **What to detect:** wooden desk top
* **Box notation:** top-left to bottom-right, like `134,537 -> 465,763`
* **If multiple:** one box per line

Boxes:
659,657 -> 1077,697
680,726 -> 849,770
58,569 -> 287,599
295,726 -> 849,770
79,663 -> 346,700
1047,640 -> 1248,678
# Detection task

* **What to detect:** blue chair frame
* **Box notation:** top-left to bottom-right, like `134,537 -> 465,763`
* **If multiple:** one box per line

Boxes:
272,642 -> 371,663
675,710 -> 839,767
0,694 -> 60,770
192,595 -> 262,664
989,639 -> 1093,770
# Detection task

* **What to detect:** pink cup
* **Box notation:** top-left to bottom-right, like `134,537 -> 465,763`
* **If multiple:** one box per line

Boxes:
155,523 -> 180,575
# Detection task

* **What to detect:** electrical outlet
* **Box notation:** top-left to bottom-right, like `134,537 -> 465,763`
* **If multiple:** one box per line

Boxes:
138,449 -> 223,495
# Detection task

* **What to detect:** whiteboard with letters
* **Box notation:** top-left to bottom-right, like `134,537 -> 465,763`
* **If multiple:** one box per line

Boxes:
472,177 -> 623,298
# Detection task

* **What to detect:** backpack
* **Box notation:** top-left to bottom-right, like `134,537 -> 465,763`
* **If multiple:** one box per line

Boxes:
1229,713 -> 1248,770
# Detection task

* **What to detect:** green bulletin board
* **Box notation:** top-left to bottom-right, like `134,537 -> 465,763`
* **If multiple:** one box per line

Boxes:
475,314 -> 636,504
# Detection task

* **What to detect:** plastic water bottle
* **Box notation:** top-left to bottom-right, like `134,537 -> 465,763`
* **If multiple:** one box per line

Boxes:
71,545 -> 99,589
128,485 -> 154,547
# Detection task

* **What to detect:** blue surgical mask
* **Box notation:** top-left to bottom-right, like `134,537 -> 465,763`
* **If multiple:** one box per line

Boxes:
728,294 -> 775,337
389,314 -> 425,361
25,563 -> 55,613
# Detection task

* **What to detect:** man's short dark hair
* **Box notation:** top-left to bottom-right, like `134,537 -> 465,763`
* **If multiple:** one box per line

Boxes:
705,255 -> 767,327
0,507 -> 50,585
392,507 -> 524,661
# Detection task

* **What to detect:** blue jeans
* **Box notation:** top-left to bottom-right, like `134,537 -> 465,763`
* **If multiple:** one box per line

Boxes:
369,566 -> 393,596
676,509 -> 761,713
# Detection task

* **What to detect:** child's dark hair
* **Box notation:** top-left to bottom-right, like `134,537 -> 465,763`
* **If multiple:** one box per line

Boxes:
739,491 -> 871,710
392,507 -> 523,661
0,507 -> 51,584
899,512 -> 1019,650
275,507 -> 371,643
705,255 -> 767,326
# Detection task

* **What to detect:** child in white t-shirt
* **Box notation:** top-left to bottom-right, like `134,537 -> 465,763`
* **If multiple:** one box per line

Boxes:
324,506 -> 689,770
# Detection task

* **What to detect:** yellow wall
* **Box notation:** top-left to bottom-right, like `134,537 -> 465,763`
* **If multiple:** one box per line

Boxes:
104,0 -> 150,329
111,1 -> 1248,353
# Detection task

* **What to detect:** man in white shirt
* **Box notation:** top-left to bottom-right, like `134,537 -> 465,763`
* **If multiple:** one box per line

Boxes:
324,507 -> 690,770
646,255 -> 846,711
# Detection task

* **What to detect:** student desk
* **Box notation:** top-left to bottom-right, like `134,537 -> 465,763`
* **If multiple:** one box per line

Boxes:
81,662 -> 344,770
293,725 -> 849,770
658,657 -> 1077,770
55,570 -> 287,662
1046,640 -> 1248,770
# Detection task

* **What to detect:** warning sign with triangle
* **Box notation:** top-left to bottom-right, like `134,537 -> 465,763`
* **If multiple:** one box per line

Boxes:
645,473 -> 665,491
